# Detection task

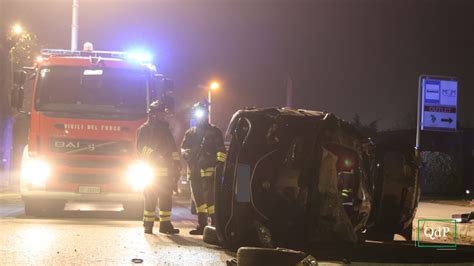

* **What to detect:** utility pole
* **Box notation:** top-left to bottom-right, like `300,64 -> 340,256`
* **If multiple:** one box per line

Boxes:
71,0 -> 79,50
208,82 -> 220,124
286,74 -> 293,108
0,0 -> 5,189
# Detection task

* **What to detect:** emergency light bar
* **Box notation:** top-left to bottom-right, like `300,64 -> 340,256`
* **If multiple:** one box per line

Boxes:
40,49 -> 153,63
41,49 -> 126,59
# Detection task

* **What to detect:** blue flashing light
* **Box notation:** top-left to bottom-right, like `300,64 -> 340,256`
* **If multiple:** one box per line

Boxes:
41,48 -> 155,64
126,51 -> 152,63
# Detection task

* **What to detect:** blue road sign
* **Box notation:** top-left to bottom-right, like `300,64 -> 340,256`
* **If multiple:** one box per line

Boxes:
420,76 -> 458,132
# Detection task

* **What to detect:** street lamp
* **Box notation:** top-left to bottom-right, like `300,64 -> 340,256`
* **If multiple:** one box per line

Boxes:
208,82 -> 220,124
12,24 -> 23,35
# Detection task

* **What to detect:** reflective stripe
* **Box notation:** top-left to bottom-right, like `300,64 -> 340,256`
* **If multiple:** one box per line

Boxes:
159,216 -> 171,222
159,210 -> 171,216
172,152 -> 180,161
143,216 -> 155,222
208,205 -> 215,214
201,172 -> 214,177
342,189 -> 352,193
187,168 -> 191,178
217,152 -> 226,162
197,204 -> 208,213
142,146 -> 154,157
200,167 -> 215,177
144,210 -> 156,216
172,152 -> 180,160
155,167 -> 168,177
341,192 -> 349,197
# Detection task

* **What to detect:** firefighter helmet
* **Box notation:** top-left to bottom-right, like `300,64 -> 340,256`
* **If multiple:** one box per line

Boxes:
148,100 -> 169,113
191,100 -> 209,119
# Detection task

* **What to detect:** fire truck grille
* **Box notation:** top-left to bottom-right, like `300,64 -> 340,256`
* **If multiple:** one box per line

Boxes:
50,138 -> 132,155
61,174 -> 119,184
54,159 -> 125,169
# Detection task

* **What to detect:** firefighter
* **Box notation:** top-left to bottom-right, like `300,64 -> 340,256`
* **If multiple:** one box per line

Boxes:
136,100 -> 180,234
181,101 -> 226,235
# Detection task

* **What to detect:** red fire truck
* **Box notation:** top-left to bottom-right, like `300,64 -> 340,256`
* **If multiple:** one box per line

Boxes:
12,45 -> 173,216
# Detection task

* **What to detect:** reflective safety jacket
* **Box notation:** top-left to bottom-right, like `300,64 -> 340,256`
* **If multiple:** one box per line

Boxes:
136,120 -> 180,178
181,123 -> 226,173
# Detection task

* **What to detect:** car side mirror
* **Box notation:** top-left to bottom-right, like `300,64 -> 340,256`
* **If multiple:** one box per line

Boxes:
10,86 -> 24,110
13,70 -> 27,86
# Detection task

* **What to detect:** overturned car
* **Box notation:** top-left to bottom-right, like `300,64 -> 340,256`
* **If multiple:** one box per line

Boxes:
205,108 -> 420,250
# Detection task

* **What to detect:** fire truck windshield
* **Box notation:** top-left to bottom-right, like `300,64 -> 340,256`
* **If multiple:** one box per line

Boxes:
35,66 -> 148,115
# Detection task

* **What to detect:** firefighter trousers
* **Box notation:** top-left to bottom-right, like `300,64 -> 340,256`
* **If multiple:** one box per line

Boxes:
190,167 -> 215,225
143,178 -> 173,225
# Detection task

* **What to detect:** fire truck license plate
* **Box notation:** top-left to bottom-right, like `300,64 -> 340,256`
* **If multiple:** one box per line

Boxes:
78,186 -> 100,194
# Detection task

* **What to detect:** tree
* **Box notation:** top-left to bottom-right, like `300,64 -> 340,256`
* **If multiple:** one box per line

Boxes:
391,109 -> 417,130
351,113 -> 379,137
0,33 -> 15,119
1,28 -> 39,118
9,31 -> 40,70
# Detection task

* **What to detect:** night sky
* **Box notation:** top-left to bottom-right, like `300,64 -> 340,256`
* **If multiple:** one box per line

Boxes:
2,0 -> 474,132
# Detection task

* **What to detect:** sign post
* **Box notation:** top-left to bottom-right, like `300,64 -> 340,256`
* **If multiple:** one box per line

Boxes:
416,75 -> 458,150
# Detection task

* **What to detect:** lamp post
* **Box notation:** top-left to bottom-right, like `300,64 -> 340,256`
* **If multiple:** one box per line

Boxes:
71,0 -> 79,50
208,82 -> 219,124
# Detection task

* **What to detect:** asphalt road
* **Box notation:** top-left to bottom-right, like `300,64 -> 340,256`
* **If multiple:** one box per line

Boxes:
1,197 -> 473,265
0,197 -> 234,265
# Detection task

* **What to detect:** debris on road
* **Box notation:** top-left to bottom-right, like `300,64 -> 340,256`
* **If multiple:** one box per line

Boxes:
452,211 -> 474,223
131,258 -> 143,264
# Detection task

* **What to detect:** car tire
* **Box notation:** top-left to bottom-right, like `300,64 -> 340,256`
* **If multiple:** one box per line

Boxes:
203,226 -> 220,246
399,224 -> 413,241
237,247 -> 307,266
123,202 -> 144,220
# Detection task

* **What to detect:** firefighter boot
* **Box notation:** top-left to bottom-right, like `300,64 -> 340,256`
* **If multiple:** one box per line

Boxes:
144,221 -> 154,234
189,213 -> 208,235
159,221 -> 180,234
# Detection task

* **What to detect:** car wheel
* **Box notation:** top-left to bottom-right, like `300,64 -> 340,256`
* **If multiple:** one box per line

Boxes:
237,247 -> 307,266
399,224 -> 413,241
203,226 -> 220,246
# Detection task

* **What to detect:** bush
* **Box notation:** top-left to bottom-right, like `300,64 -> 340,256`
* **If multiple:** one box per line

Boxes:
421,151 -> 462,195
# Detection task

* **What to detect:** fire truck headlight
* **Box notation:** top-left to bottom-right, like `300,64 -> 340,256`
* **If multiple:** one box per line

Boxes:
21,158 -> 50,186
127,161 -> 153,190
